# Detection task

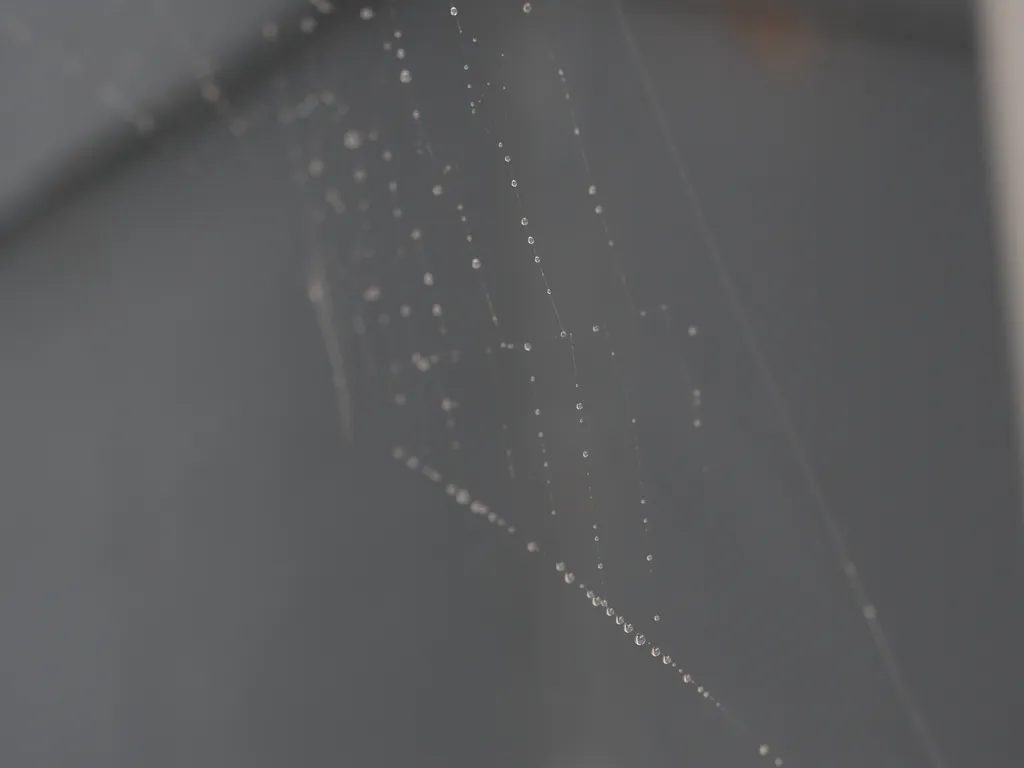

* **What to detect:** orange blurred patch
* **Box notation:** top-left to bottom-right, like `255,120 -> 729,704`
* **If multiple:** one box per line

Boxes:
727,0 -> 816,71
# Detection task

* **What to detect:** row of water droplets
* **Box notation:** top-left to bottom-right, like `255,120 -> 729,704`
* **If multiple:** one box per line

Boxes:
391,443 -> 781,767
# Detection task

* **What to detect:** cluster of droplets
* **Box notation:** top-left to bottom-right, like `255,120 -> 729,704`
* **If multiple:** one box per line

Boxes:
449,8 -> 608,581
499,138 -> 608,573
546,57 -> 672,590
379,5 -> 544,504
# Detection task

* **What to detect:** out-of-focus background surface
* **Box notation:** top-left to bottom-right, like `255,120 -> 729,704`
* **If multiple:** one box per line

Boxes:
1,2 -> 1022,767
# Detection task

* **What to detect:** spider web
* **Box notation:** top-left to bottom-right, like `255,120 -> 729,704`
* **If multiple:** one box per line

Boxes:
282,2 -> 946,766
0,1 -> 975,766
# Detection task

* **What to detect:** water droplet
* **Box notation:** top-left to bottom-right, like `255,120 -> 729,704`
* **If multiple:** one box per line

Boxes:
362,285 -> 381,301
308,159 -> 324,176
423,272 -> 434,285
360,7 -> 374,20
555,562 -> 565,572
526,541 -> 538,552
432,184 -> 443,196
576,402 -> 583,410
527,236 -> 535,244
522,2 -> 532,12
343,130 -> 363,150
591,596 -> 601,607
595,205 -> 603,214
399,69 -> 412,83
534,256 -> 540,263
524,342 -> 532,351
564,572 -> 575,584
511,179 -> 518,187
653,614 -> 660,622
651,646 -> 661,657
504,155 -> 511,163
662,655 -> 672,665
615,616 -> 625,625
471,258 -> 481,269
759,745 -> 770,757
863,605 -> 877,620
646,554 -> 653,562
582,450 -> 589,458
688,325 -> 698,336
635,634 -> 646,647
521,217 -> 528,226
592,324 -> 599,332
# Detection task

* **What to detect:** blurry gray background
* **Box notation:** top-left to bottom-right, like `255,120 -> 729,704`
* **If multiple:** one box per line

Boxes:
1,1 -> 1021,767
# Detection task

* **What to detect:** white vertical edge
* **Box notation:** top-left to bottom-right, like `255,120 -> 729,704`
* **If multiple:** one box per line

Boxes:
978,0 -> 1024,520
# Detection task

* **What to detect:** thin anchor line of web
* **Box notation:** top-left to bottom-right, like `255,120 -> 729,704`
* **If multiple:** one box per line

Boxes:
607,3 -> 949,767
